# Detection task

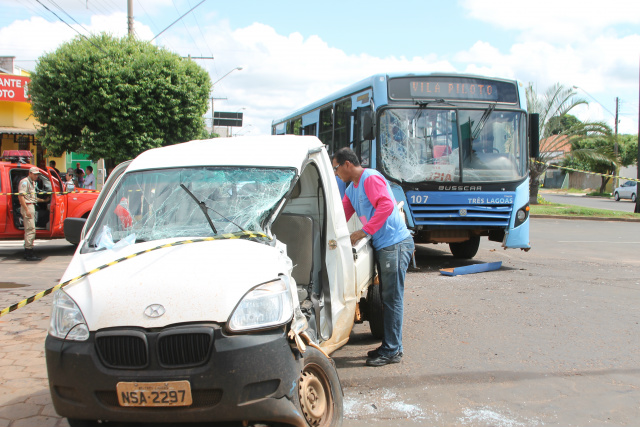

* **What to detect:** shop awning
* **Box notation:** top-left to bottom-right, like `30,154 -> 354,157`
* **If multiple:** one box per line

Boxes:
0,126 -> 37,136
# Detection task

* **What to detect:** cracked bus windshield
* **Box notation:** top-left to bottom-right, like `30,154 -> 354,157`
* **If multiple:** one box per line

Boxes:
88,167 -> 295,248
379,109 -> 527,184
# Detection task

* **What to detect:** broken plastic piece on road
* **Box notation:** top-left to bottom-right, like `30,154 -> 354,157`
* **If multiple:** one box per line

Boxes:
439,261 -> 502,276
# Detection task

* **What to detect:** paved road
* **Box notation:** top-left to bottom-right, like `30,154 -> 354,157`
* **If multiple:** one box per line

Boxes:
1,220 -> 639,426
541,191 -> 637,213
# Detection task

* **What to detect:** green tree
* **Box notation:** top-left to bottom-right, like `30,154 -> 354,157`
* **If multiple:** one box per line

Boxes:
618,134 -> 639,169
30,33 -> 212,164
526,83 -> 610,203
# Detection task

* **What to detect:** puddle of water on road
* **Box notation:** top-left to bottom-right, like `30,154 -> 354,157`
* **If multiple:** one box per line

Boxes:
0,282 -> 28,289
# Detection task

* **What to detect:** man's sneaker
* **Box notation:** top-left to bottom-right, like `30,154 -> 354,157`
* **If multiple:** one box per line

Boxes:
367,347 -> 403,358
366,351 -> 402,367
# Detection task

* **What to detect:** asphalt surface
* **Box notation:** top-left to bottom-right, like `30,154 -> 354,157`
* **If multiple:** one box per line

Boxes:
540,190 -> 638,213
1,219 -> 639,426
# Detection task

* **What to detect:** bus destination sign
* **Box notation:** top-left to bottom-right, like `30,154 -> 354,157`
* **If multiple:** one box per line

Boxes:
388,76 -> 518,103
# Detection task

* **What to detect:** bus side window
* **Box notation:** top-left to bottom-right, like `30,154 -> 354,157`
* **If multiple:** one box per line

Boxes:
334,99 -> 352,151
319,107 -> 333,149
287,118 -> 302,135
303,123 -> 317,136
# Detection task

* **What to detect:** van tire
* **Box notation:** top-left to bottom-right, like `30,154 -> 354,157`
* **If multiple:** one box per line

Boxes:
366,284 -> 384,339
449,236 -> 480,259
297,346 -> 343,427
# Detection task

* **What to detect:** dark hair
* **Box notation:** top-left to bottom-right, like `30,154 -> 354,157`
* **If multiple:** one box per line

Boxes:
332,147 -> 360,167
87,165 -> 93,173
49,160 -> 56,166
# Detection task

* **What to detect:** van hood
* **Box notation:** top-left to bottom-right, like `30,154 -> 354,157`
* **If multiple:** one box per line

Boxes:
62,238 -> 291,330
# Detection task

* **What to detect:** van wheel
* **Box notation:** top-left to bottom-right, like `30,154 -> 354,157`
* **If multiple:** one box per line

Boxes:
297,346 -> 343,427
449,236 -> 480,259
366,284 -> 384,339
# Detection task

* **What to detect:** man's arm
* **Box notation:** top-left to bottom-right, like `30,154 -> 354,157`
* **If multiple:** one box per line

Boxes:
361,175 -> 395,236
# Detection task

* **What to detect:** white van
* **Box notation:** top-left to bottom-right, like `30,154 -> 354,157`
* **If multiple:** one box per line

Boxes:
46,136 -> 378,427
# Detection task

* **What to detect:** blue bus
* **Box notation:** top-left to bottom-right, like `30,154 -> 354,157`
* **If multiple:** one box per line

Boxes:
272,73 -> 539,258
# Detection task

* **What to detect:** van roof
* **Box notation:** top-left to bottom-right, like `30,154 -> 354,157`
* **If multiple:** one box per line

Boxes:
127,135 -> 324,172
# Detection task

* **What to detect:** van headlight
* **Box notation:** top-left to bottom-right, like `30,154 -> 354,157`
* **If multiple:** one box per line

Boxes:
48,290 -> 90,341
227,278 -> 293,332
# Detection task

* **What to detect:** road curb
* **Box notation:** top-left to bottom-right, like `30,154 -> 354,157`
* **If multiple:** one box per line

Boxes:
531,214 -> 640,222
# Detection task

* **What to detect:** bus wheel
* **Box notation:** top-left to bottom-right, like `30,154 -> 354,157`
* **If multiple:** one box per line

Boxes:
297,346 -> 343,427
449,236 -> 480,259
366,284 -> 384,339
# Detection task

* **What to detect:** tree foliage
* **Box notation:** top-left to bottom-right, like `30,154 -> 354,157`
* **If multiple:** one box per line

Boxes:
526,83 -> 611,202
561,137 -> 617,193
30,33 -> 212,163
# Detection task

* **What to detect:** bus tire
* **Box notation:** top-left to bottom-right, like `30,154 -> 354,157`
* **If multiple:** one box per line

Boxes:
296,346 -> 343,427
366,284 -> 384,339
449,236 -> 480,259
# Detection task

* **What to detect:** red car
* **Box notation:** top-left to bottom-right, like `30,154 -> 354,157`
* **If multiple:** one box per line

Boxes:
0,159 -> 99,244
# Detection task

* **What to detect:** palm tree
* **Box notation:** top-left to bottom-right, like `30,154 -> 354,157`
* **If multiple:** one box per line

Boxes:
526,83 -> 611,203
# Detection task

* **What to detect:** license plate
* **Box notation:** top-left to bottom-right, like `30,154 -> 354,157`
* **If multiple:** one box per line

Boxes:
117,380 -> 193,407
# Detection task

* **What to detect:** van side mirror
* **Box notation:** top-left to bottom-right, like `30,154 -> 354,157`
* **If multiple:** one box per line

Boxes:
64,217 -> 86,245
529,113 -> 540,158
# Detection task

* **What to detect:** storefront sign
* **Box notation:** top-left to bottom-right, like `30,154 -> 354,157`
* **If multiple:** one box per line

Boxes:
0,76 -> 30,102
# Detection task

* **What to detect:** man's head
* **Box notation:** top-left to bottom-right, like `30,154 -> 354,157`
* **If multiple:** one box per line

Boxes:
76,162 -> 81,168
331,147 -> 362,183
87,165 -> 93,173
49,160 -> 56,167
28,167 -> 40,180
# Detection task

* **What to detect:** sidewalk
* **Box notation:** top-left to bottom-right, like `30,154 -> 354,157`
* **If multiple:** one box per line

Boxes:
0,288 -> 67,427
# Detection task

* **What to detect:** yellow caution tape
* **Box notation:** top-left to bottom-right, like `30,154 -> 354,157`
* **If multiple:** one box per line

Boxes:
534,161 -> 640,183
0,230 -> 268,318
0,190 -> 99,196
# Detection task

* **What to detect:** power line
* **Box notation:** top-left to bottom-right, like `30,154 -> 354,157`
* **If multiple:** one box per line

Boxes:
33,0 -> 108,55
151,0 -> 206,42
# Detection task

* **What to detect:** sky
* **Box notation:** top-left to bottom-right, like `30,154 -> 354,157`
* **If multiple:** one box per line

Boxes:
1,0 -> 639,138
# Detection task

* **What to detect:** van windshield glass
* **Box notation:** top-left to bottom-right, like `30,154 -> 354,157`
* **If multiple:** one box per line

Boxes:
88,167 -> 295,247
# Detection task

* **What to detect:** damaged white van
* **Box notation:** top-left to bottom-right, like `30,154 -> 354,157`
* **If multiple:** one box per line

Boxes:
45,136 -> 379,427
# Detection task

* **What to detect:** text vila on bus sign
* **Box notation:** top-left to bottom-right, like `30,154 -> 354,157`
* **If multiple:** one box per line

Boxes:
0,76 -> 30,103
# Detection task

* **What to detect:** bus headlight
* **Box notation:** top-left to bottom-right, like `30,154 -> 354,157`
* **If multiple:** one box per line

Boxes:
49,290 -> 90,341
514,204 -> 530,227
227,278 -> 293,332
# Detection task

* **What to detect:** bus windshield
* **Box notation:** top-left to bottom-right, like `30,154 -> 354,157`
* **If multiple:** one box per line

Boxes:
379,108 -> 527,184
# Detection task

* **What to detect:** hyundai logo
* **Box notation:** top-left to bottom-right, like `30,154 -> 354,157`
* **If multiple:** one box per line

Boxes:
144,304 -> 166,318
459,209 -> 468,216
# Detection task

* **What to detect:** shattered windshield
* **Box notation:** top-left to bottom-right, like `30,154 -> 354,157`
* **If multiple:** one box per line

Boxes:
379,108 -> 527,183
88,167 -> 295,247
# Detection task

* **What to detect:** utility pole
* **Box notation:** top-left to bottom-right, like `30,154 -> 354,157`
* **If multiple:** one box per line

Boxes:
614,97 -> 619,188
636,56 -> 640,214
127,0 -> 134,36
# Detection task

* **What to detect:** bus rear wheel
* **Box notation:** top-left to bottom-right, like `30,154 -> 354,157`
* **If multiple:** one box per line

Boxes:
449,236 -> 480,259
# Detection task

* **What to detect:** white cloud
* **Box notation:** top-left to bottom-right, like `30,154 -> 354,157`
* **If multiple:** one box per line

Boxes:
1,6 -> 638,136
462,0 -> 640,43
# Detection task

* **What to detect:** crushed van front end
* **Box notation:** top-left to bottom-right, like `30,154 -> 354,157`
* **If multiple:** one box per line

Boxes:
45,325 -> 306,426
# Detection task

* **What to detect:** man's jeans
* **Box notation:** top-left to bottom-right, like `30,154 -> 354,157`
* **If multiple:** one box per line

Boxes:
375,236 -> 414,357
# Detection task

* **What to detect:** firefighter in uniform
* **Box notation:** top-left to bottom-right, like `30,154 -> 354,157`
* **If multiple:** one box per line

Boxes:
18,167 -> 49,261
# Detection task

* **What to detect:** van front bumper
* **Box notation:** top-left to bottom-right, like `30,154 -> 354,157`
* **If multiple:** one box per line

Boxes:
45,325 -> 305,426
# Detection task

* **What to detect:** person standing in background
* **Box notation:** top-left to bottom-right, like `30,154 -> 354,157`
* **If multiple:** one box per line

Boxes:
84,166 -> 96,190
75,162 -> 85,188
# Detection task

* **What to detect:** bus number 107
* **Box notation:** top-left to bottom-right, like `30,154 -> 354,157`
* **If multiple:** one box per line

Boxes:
409,195 -> 429,204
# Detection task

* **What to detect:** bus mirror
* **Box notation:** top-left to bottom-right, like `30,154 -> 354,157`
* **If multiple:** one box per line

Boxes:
359,109 -> 374,141
529,113 -> 540,158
